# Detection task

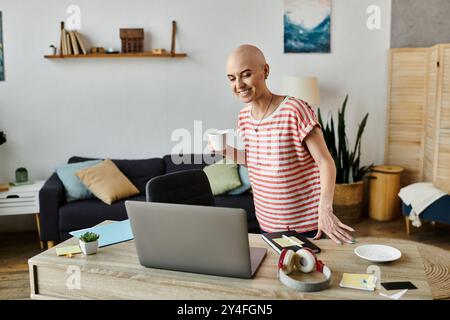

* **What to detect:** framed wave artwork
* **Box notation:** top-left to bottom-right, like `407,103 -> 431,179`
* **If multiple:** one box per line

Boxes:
284,0 -> 331,53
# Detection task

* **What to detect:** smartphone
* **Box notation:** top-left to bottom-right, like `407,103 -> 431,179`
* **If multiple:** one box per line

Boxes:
381,282 -> 417,290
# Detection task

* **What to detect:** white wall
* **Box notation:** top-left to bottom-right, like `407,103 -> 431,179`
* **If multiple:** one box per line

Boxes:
0,0 -> 391,182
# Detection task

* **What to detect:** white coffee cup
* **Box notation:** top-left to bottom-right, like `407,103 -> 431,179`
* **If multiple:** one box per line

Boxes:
208,130 -> 228,151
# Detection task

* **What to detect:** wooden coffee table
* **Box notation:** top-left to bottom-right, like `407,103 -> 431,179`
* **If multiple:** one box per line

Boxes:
28,232 -> 434,300
416,243 -> 450,300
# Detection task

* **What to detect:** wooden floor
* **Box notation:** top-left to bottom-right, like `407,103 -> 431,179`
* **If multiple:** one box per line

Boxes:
353,217 -> 450,251
1,217 -> 449,300
0,232 -> 42,300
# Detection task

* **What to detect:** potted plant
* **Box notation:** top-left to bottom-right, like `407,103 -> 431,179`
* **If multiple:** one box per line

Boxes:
79,232 -> 100,255
318,95 -> 372,225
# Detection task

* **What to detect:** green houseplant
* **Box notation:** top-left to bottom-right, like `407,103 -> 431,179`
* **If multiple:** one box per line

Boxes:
79,232 -> 100,255
318,95 -> 372,224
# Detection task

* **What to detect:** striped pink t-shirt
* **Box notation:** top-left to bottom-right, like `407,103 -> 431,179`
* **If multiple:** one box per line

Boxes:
237,96 -> 321,233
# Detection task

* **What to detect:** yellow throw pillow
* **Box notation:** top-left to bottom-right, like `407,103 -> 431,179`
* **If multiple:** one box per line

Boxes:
75,159 -> 139,205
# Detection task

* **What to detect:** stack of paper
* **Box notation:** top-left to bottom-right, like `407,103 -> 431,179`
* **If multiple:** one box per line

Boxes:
340,273 -> 377,291
379,289 -> 408,300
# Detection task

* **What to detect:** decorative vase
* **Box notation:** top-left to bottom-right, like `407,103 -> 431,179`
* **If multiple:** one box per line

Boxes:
333,181 -> 364,226
79,240 -> 98,255
49,46 -> 57,55
15,167 -> 28,183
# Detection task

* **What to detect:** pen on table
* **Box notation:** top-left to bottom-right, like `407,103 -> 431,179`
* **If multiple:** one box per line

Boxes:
282,234 -> 304,247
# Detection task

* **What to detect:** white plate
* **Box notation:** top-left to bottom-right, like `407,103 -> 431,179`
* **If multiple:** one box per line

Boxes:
354,244 -> 401,262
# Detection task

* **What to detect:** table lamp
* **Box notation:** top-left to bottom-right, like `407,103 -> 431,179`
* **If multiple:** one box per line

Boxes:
281,76 -> 320,107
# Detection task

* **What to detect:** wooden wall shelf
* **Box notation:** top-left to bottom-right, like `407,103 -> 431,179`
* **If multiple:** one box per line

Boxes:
44,52 -> 187,59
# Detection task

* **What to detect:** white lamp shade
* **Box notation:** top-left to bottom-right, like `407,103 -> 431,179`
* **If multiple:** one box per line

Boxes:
281,77 -> 320,107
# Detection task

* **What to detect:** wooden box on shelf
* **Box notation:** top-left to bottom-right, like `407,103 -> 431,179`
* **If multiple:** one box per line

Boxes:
120,28 -> 144,53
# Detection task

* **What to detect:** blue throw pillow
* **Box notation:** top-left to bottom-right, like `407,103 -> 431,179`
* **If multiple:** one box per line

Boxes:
56,160 -> 102,201
228,165 -> 251,195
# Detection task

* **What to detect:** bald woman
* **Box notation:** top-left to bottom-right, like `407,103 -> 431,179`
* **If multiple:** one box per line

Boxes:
212,44 -> 354,245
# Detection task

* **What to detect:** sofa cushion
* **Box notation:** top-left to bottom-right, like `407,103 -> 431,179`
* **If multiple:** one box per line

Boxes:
59,194 -> 146,232
56,160 -> 102,201
76,159 -> 140,205
202,158 -> 251,195
203,160 -> 242,196
68,156 -> 164,194
163,154 -> 223,173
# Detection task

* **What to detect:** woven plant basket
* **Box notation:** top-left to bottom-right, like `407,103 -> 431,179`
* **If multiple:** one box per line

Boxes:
333,181 -> 364,225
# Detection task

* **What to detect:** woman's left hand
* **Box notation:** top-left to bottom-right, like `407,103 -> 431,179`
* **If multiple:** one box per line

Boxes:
314,208 -> 355,244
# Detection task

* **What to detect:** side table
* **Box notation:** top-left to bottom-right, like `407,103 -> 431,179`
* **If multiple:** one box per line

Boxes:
0,180 -> 45,249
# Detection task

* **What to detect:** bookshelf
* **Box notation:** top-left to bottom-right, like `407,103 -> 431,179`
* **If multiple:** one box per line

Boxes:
44,52 -> 187,59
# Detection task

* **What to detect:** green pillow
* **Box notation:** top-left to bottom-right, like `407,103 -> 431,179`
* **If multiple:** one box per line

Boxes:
203,159 -> 242,196
215,158 -> 251,195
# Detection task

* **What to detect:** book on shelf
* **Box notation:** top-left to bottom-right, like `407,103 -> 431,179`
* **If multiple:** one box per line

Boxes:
73,31 -> 87,54
68,31 -> 79,55
261,230 -> 321,254
66,33 -> 72,55
58,27 -> 88,56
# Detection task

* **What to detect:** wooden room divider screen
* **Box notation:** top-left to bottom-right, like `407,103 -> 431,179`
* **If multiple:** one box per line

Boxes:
385,43 -> 450,193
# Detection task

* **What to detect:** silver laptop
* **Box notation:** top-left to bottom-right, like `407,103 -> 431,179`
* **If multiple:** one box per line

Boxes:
125,201 -> 267,279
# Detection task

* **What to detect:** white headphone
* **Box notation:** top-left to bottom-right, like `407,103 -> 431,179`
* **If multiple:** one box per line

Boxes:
278,247 -> 332,292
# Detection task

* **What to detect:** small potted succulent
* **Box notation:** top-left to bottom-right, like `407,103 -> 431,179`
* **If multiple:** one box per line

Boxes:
79,232 -> 100,255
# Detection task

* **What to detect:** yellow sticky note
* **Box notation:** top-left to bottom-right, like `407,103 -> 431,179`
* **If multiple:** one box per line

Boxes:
274,238 -> 292,247
56,245 -> 82,256
340,273 -> 377,291
274,237 -> 304,248
288,236 -> 304,246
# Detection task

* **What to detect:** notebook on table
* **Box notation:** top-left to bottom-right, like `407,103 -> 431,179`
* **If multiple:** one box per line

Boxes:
69,220 -> 133,247
261,230 -> 321,254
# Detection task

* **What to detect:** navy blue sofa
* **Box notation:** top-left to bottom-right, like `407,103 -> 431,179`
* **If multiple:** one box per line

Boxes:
39,154 -> 258,243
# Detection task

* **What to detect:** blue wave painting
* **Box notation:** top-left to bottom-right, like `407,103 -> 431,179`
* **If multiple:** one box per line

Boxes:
0,12 -> 4,81
284,0 -> 331,53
